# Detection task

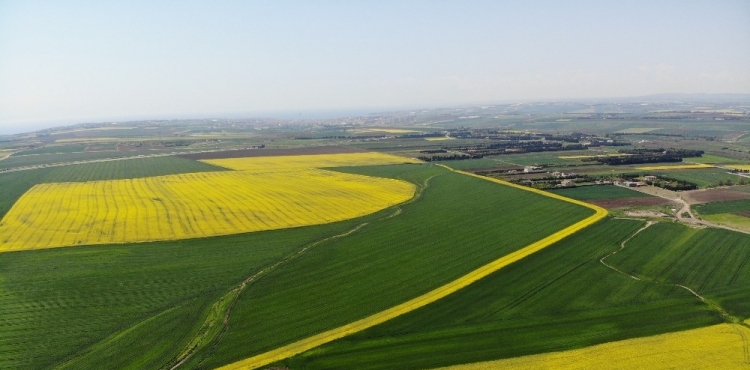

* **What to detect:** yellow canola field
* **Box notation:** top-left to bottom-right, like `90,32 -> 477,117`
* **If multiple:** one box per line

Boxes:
727,164 -> 750,171
637,163 -> 714,171
434,323 -> 750,370
0,152 -> 417,252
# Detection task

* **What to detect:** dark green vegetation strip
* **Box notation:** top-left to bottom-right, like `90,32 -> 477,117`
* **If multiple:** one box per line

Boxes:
549,185 -> 652,200
281,219 -> 724,370
608,222 -> 750,317
195,164 -> 593,368
0,156 -> 226,218
694,199 -> 750,216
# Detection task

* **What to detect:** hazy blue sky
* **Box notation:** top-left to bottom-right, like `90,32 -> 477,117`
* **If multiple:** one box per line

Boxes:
1,1 -> 749,134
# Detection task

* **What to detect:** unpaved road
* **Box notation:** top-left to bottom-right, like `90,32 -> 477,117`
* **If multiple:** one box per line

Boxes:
619,184 -> 750,235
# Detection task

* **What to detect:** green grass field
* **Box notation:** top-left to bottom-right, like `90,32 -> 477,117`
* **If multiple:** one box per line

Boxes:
694,199 -> 750,216
608,222 -> 750,317
280,218 -> 719,369
549,185 -> 652,200
702,213 -> 750,231
652,168 -> 741,188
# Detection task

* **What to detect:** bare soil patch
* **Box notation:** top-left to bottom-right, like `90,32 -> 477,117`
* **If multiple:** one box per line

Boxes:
624,210 -> 668,218
178,146 -> 365,160
589,197 -> 677,209
734,211 -> 750,218
682,188 -> 750,204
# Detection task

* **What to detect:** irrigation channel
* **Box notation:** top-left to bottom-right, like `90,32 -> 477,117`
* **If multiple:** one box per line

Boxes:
214,167 -> 608,370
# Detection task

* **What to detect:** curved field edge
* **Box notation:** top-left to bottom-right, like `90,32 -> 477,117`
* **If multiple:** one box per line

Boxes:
215,166 -> 607,370
0,152 -> 417,252
431,323 -> 750,370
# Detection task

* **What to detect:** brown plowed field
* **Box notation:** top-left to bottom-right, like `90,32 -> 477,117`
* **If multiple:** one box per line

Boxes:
589,197 -> 677,209
681,187 -> 750,204
178,146 -> 365,160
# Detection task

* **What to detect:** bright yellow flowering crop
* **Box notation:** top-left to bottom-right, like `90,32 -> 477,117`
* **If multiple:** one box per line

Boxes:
0,152 -> 417,252
434,324 -> 750,370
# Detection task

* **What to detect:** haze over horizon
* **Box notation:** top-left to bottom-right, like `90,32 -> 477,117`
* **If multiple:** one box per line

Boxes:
1,1 -> 749,135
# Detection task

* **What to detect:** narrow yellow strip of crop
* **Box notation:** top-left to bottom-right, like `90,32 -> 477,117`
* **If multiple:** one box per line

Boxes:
0,152 -> 418,252
433,323 -> 750,370
727,164 -> 750,171
558,154 -> 629,159
637,163 -> 714,171
217,165 -> 608,370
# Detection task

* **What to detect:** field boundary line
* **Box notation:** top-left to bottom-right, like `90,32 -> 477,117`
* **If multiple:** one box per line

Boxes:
217,164 -> 608,370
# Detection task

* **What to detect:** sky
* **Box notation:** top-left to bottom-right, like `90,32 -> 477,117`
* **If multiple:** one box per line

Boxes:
1,1 -> 749,134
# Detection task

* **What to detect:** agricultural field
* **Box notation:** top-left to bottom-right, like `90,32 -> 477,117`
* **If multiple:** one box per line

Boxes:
192,165 -> 597,369
549,185 -> 651,200
274,218 -> 723,369
652,168 -> 745,188
11,144 -> 89,155
0,156 -> 229,220
0,154 -> 598,369
2,107 -> 750,369
637,163 -> 714,171
435,324 -> 750,370
548,185 -> 674,209
692,199 -> 750,231
682,187 -> 750,204
0,153 -> 417,251
0,151 -> 139,169
694,199 -> 750,215
608,222 -> 750,317
689,154 -> 747,165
